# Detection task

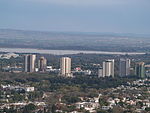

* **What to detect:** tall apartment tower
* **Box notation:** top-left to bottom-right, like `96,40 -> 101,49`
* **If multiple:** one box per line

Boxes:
38,56 -> 47,72
60,57 -> 72,77
119,58 -> 131,77
98,67 -> 103,78
135,62 -> 145,78
102,59 -> 114,77
24,55 -> 36,72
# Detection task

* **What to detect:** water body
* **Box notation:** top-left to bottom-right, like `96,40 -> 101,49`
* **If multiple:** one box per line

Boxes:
0,48 -> 145,55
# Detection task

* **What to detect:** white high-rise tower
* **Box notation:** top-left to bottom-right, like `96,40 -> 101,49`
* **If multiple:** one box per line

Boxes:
102,59 -> 114,77
60,57 -> 72,77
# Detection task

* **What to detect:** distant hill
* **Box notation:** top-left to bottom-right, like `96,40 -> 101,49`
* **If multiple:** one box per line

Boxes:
0,29 -> 150,52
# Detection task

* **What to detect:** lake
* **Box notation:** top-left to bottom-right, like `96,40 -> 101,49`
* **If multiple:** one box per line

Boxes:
0,48 -> 145,55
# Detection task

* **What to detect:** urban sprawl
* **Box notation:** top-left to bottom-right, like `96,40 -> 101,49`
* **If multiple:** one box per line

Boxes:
0,52 -> 150,113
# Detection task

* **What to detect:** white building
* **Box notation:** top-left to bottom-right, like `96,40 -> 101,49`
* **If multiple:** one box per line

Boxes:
98,68 -> 103,78
25,87 -> 35,92
102,59 -> 114,77
60,57 -> 72,77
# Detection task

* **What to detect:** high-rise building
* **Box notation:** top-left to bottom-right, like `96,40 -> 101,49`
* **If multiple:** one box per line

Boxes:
24,55 -> 36,72
98,67 -> 103,78
102,59 -> 114,77
38,57 -> 47,72
119,58 -> 130,77
60,57 -> 72,77
135,62 -> 145,78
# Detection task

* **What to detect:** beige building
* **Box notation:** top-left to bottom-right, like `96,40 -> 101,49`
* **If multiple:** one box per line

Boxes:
102,59 -> 114,77
98,68 -> 103,78
24,55 -> 36,72
60,57 -> 72,77
38,56 -> 47,72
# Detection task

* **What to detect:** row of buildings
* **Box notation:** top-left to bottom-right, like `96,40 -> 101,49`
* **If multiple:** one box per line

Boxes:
98,59 -> 130,78
24,55 -> 71,77
24,55 -> 146,78
98,59 -> 146,78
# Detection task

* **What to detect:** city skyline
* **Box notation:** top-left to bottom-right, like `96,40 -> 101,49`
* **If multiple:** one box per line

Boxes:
0,0 -> 150,112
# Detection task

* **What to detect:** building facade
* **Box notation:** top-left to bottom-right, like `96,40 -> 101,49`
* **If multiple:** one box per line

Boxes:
98,68 -> 103,78
135,62 -> 145,78
102,59 -> 114,77
24,55 -> 36,72
119,58 -> 131,77
38,56 -> 47,72
60,57 -> 72,77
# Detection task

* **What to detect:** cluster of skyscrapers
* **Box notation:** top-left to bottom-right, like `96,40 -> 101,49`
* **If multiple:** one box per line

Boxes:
24,55 -> 47,73
98,58 -> 132,78
98,58 -> 146,78
24,55 -> 146,78
24,55 -> 72,77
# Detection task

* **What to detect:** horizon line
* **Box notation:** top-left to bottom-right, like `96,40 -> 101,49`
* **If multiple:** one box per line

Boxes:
0,28 -> 150,37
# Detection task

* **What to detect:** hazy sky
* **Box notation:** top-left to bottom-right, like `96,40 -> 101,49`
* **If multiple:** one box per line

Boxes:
0,0 -> 150,34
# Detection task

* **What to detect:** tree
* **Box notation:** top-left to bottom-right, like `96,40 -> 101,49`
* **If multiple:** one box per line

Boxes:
63,96 -> 80,104
51,104 -> 57,113
97,110 -> 108,113
145,107 -> 150,111
23,103 -> 36,113
99,98 -> 109,106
